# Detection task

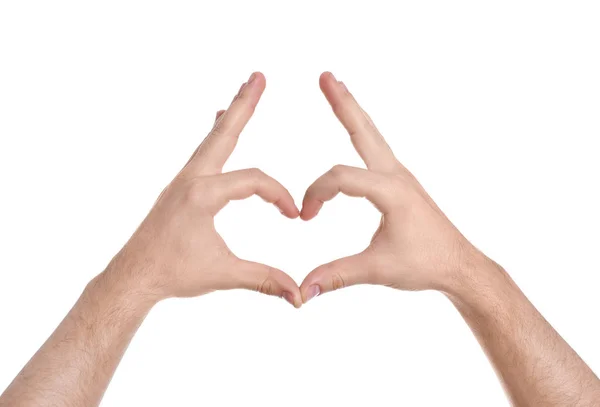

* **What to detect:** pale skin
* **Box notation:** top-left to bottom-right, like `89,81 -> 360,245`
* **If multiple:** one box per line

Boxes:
299,72 -> 600,406
0,72 -> 598,406
0,72 -> 302,407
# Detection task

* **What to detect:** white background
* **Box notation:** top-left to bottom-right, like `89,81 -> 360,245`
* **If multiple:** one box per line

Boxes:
1,1 -> 599,406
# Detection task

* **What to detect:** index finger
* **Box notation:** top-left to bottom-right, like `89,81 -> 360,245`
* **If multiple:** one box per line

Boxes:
188,72 -> 267,175
320,72 -> 398,172
300,165 -> 394,220
210,168 -> 299,218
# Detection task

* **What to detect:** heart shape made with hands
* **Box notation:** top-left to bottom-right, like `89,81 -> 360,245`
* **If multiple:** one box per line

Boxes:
112,70 -> 472,310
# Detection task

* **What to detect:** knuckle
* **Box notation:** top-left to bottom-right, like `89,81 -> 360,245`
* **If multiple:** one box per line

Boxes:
330,272 -> 346,291
387,175 -> 406,194
257,276 -> 275,296
246,167 -> 264,178
183,180 -> 208,207
382,185 -> 402,207
386,178 -> 406,195
384,175 -> 419,209
245,167 -> 266,184
330,164 -> 347,179
369,175 -> 398,202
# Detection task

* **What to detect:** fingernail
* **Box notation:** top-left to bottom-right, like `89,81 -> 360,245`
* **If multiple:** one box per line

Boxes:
305,285 -> 320,303
282,292 -> 295,306
339,81 -> 349,93
248,72 -> 256,84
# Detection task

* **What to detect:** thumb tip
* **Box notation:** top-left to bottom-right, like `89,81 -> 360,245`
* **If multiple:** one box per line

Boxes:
282,291 -> 302,309
301,284 -> 321,304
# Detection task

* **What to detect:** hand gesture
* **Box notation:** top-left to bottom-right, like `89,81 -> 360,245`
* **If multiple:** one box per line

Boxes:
300,72 -> 484,303
105,73 -> 302,307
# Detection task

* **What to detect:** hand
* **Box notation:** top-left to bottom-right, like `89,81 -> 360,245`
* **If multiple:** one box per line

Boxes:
102,72 -> 302,308
299,72 -> 485,303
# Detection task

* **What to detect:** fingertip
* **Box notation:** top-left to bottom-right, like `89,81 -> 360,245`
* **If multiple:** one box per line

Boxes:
299,201 -> 321,221
253,71 -> 266,81
319,71 -> 348,107
299,211 -> 309,221
281,207 -> 300,219
282,291 -> 298,308
279,276 -> 302,308
238,72 -> 266,110
291,293 -> 303,309
320,71 -> 335,82
247,71 -> 266,89
300,278 -> 322,304
288,283 -> 303,308
299,208 -> 314,221
276,199 -> 300,219
304,284 -> 321,304
319,71 -> 334,91
291,201 -> 301,218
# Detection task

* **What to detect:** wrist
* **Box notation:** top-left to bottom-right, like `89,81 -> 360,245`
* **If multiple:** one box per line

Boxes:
89,266 -> 161,314
439,247 -> 513,305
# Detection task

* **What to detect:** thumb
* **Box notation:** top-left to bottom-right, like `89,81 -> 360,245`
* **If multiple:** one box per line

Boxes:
229,259 -> 302,308
300,253 -> 370,304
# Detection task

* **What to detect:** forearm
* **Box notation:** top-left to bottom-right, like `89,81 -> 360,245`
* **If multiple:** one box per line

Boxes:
444,256 -> 600,406
0,270 -> 156,407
